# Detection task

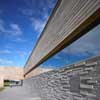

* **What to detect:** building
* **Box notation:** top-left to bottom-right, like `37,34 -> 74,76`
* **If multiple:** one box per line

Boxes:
23,0 -> 100,100
0,67 -> 23,87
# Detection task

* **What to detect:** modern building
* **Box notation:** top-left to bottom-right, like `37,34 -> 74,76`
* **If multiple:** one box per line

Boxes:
24,0 -> 100,78
23,0 -> 100,100
0,67 -> 23,87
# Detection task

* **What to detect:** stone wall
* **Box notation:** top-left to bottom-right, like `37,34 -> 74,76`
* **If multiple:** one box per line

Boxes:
24,56 -> 100,100
25,67 -> 52,78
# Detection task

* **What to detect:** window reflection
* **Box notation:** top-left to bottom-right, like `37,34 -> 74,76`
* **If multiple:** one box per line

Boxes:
40,25 -> 100,69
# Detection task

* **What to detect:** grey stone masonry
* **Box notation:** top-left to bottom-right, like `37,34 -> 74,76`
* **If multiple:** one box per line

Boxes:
24,56 -> 100,100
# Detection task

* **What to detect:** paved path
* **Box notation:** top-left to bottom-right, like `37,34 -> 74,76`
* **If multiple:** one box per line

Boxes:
0,86 -> 41,100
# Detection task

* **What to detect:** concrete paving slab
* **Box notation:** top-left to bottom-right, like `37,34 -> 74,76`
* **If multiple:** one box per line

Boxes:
0,86 -> 41,100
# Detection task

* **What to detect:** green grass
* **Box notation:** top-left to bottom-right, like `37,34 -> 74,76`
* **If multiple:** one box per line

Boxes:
4,82 -> 10,86
0,87 -> 5,92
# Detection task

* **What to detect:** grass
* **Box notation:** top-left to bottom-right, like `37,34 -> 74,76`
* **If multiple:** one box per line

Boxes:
0,87 -> 5,92
4,82 -> 11,87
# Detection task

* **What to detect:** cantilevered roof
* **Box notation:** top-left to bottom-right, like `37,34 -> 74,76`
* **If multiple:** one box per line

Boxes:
24,0 -> 100,76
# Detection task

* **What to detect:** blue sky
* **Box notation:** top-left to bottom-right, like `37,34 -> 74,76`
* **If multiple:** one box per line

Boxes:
41,25 -> 100,69
0,0 -> 100,69
0,0 -> 57,67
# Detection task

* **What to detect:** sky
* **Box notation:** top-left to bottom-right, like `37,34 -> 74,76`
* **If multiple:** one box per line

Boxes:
0,0 -> 57,67
0,0 -> 100,69
41,25 -> 100,69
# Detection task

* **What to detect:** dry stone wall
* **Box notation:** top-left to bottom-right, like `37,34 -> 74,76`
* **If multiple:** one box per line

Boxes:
24,56 -> 100,100
25,67 -> 52,78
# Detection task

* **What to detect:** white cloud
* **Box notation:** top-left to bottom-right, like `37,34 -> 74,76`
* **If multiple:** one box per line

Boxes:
8,23 -> 22,36
20,7 -> 49,21
54,55 -> 61,60
11,37 -> 27,42
19,2 -> 50,38
41,8 -> 49,20
45,0 -> 56,9
0,19 -> 22,37
40,64 -> 54,69
0,49 -> 11,54
62,25 -> 100,56
16,50 -> 28,58
43,13 -> 49,20
4,43 -> 14,49
0,58 -> 14,65
20,8 -> 34,16
30,18 -> 46,36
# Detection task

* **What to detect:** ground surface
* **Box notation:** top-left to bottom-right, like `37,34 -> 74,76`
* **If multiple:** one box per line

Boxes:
0,86 -> 41,100
0,88 -> 5,92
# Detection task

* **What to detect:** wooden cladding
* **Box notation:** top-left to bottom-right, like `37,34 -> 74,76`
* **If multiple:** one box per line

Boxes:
24,0 -> 100,77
